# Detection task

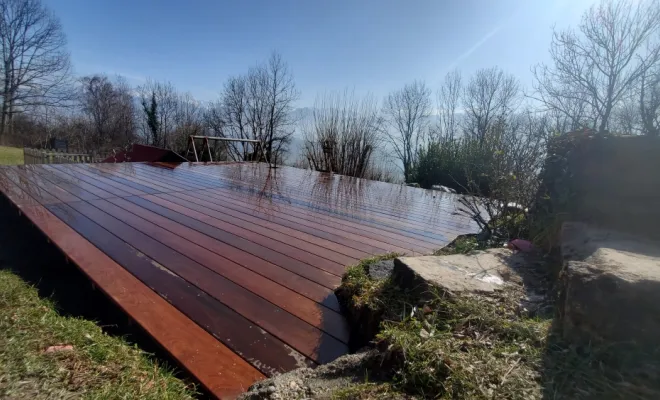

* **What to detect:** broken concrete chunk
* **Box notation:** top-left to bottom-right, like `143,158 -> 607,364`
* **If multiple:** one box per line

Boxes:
560,222 -> 660,349
367,259 -> 395,280
393,250 -> 521,298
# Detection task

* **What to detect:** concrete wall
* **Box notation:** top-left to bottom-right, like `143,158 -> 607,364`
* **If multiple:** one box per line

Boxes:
549,135 -> 660,239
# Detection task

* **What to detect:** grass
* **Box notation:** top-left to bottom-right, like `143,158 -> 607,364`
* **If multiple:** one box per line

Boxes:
337,251 -> 660,400
377,292 -> 549,399
0,269 -> 196,399
333,382 -> 408,399
339,253 -> 403,314
0,145 -> 23,165
337,254 -> 551,399
433,235 -> 486,255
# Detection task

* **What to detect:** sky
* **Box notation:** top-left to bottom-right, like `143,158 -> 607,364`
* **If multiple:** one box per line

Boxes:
43,0 -> 599,106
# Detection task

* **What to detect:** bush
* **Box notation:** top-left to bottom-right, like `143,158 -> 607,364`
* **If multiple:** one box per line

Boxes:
414,115 -> 549,241
412,135 -> 497,195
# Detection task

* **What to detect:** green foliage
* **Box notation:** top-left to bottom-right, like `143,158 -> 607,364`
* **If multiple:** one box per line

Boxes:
434,235 -> 485,255
141,92 -> 160,146
412,136 -> 498,195
0,270 -> 195,399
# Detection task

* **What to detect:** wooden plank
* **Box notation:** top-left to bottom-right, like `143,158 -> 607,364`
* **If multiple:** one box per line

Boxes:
199,182 -> 444,250
173,190 -> 405,255
42,165 -> 119,199
46,202 -> 309,378
75,164 -> 162,194
125,196 -> 342,288
48,165 -> 134,197
0,168 -> 41,206
57,165 -> 148,196
199,174 -> 455,245
89,163 -> 198,193
145,194 -> 348,275
28,166 -> 101,201
191,163 -> 470,233
88,198 -> 349,342
105,196 -> 342,311
0,166 -> 61,204
130,163 -> 220,190
221,163 -> 465,221
12,165 -> 80,203
11,202 -> 264,398
156,191 -> 365,263
147,191 -> 361,265
66,200 -> 348,364
199,187 -> 438,253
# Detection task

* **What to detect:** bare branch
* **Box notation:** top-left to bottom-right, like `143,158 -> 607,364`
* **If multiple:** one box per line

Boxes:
382,80 -> 432,182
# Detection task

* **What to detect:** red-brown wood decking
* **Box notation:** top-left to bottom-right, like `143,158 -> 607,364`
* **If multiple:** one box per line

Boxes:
0,162 -> 480,399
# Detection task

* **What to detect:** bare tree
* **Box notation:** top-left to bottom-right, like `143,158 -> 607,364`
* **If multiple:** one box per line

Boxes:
137,79 -> 179,148
457,110 -> 550,240
463,67 -> 520,143
532,0 -> 660,133
211,74 -> 254,160
382,80 -> 432,182
0,0 -> 72,139
79,75 -> 135,150
301,89 -> 384,177
113,76 -> 136,145
259,52 -> 299,164
171,91 -> 204,151
434,69 -> 462,142
610,90 -> 641,134
639,63 -> 660,135
216,52 -> 298,164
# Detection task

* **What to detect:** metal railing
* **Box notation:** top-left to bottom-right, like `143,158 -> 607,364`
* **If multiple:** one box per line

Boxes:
184,135 -> 271,164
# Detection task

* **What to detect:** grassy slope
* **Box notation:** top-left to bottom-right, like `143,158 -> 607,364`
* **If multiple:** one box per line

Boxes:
335,254 -> 550,400
0,269 -> 196,399
0,146 -> 23,165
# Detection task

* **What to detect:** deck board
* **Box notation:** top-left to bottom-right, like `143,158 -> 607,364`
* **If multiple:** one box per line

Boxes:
0,162 -> 481,398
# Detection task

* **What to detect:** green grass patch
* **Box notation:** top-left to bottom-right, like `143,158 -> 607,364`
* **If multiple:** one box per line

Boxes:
0,270 -> 196,399
340,253 -> 402,314
434,235 -> 486,255
377,291 -> 550,399
336,254 -> 551,399
0,146 -> 23,165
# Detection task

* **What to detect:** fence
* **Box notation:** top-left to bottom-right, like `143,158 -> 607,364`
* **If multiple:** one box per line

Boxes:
23,148 -> 100,165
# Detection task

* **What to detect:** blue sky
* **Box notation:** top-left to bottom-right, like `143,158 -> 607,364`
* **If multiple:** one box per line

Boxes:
44,0 -> 598,106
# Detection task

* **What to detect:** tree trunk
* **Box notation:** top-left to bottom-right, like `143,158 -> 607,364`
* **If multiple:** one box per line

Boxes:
0,98 -> 7,139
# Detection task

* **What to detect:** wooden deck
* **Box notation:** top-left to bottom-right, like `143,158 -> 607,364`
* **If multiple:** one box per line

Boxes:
0,162 -> 480,398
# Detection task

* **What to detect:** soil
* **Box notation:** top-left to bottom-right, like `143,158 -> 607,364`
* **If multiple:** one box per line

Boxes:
238,350 -> 396,400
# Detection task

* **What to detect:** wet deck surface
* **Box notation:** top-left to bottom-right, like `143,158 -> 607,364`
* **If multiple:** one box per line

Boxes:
0,162 -> 480,398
